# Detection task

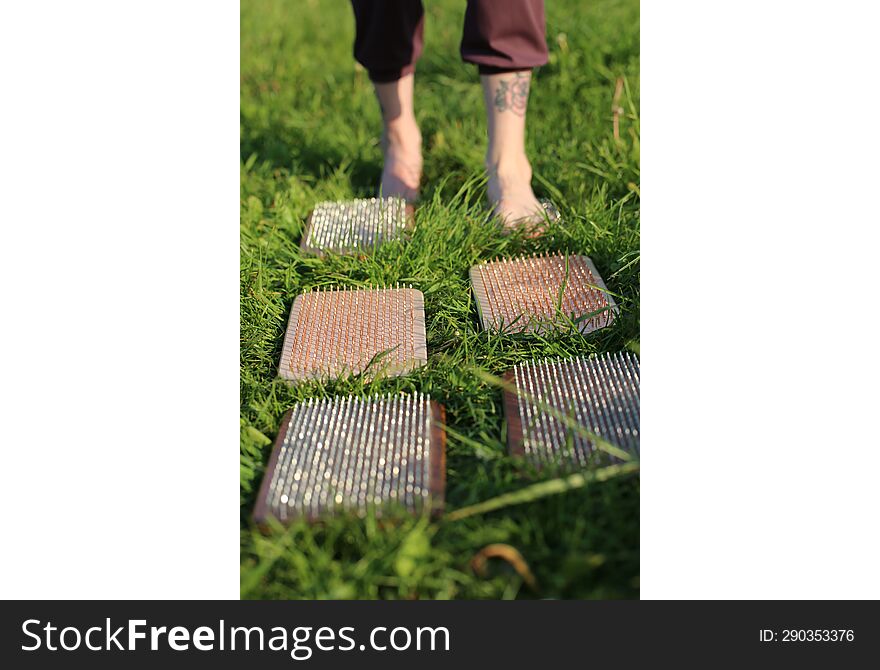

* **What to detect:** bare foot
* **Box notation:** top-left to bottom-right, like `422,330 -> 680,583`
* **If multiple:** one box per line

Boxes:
486,154 -> 544,229
380,121 -> 422,203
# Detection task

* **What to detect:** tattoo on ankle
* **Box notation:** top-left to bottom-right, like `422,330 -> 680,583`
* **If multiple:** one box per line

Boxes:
493,72 -> 530,116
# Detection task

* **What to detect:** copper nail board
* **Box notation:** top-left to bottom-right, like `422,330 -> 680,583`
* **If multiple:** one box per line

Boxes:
278,287 -> 428,383
253,394 -> 447,523
300,197 -> 412,255
469,253 -> 617,335
502,352 -> 640,466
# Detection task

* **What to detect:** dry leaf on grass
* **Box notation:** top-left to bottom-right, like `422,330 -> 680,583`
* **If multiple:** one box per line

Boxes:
471,544 -> 538,592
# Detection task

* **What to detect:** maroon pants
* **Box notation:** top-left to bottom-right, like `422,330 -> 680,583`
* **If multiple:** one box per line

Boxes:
351,0 -> 548,82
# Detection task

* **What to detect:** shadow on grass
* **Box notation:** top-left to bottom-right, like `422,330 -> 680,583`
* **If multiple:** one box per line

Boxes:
241,118 -> 382,197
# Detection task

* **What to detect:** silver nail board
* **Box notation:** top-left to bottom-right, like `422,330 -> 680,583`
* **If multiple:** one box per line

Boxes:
253,393 -> 447,523
539,199 -> 562,223
502,352 -> 639,467
469,253 -> 618,335
300,197 -> 410,255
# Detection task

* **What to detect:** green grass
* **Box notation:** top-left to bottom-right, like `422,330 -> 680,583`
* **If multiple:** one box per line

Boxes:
241,0 -> 640,599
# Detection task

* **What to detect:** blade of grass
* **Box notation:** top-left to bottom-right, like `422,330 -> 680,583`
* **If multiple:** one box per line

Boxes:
447,461 -> 639,521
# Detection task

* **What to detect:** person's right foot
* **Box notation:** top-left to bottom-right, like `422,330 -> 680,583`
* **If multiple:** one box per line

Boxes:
380,122 -> 422,203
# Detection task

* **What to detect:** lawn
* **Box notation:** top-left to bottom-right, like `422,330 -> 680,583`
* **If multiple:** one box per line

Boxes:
241,0 -> 640,599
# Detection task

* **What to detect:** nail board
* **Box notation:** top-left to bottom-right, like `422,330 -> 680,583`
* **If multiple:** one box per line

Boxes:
539,199 -> 562,223
300,197 -> 412,255
278,286 -> 428,383
502,352 -> 640,466
253,394 -> 446,523
469,253 -> 617,335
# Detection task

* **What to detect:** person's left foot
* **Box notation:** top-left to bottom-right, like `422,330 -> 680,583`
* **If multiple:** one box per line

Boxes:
486,154 -> 544,231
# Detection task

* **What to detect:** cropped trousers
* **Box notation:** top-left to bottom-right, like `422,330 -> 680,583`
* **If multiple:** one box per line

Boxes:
351,0 -> 548,82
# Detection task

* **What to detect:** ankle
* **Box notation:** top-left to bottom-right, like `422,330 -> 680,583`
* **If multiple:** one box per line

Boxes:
384,117 -> 421,151
486,151 -> 532,181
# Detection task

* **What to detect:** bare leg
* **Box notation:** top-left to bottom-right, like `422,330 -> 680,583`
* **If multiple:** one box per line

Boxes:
481,70 -> 543,226
373,73 -> 422,203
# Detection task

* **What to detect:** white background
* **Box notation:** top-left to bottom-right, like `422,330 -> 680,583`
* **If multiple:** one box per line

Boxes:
641,1 -> 880,597
0,1 -> 878,599
0,1 -> 239,599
